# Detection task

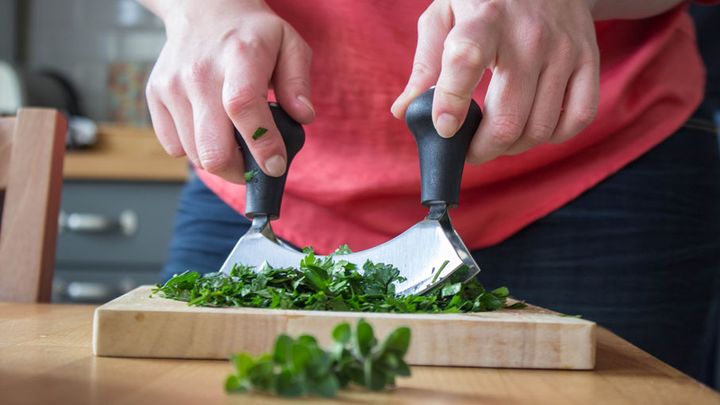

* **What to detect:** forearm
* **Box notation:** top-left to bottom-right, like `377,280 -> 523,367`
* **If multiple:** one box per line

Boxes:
590,0 -> 686,20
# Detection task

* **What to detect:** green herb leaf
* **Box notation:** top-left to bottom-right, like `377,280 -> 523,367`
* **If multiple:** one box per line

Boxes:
332,244 -> 352,255
382,326 -> 411,356
559,313 -> 583,318
275,368 -> 303,397
506,301 -> 528,310
224,319 -> 412,398
225,375 -> 245,392
441,282 -> 462,297
313,374 -> 339,398
332,322 -> 351,344
231,353 -> 254,379
243,170 -> 256,182
273,335 -> 293,364
491,286 -> 510,298
355,319 -> 376,356
252,127 -> 268,140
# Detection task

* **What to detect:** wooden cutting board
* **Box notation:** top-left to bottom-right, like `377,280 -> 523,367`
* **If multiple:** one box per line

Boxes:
93,286 -> 596,370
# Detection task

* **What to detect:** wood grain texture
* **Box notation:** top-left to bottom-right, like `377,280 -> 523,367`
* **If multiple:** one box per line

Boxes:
2,302 -> 719,405
93,286 -> 596,370
63,124 -> 188,181
0,109 -> 66,302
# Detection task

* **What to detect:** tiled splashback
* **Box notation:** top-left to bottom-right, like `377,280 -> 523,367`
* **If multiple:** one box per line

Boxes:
28,0 -> 164,123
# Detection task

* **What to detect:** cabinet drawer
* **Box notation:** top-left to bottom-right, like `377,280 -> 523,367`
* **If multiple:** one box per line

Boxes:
56,181 -> 183,266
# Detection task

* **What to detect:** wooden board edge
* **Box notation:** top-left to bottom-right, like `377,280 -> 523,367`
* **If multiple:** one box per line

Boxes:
94,287 -> 596,369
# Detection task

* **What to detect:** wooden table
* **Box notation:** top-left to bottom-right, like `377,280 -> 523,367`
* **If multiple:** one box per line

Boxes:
1,303 -> 718,405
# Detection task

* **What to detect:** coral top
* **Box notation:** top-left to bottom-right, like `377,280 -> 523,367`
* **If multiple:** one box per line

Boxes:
197,1 -> 710,253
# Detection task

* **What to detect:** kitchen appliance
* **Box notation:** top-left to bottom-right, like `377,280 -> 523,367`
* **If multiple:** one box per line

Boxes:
0,60 -> 97,148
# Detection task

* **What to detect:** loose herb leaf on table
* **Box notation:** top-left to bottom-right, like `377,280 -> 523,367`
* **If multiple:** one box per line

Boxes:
225,319 -> 411,397
152,246 -> 526,313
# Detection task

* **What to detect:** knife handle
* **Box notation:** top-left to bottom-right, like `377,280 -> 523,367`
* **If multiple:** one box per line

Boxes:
406,88 -> 482,208
234,103 -> 305,220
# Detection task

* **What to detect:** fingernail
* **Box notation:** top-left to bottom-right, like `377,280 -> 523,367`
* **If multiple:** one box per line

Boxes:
436,113 -> 460,138
390,99 -> 404,118
265,154 -> 286,177
390,93 -> 406,117
297,95 -> 315,116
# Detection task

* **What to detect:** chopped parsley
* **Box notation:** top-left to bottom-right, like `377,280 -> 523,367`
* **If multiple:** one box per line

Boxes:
152,246 -> 525,313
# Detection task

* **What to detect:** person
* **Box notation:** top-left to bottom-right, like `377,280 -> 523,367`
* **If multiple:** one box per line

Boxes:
689,3 -> 720,387
137,0 -> 720,383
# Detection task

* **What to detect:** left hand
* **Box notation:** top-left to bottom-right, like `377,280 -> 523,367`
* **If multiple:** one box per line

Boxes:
391,0 -> 600,164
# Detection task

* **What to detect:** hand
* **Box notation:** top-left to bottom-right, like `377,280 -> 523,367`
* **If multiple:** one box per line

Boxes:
391,0 -> 600,164
143,0 -> 314,182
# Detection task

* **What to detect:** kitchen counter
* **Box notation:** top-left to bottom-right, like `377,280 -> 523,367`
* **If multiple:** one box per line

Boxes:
1,302 -> 718,404
62,124 -> 188,182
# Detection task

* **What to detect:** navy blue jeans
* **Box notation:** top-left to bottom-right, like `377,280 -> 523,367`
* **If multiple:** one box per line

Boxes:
163,120 -> 720,384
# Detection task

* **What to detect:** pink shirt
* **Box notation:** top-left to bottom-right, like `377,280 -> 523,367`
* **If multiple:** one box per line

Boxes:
198,1 -> 709,253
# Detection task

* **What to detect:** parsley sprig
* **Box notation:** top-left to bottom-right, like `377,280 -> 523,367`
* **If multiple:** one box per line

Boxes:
225,319 -> 411,397
152,246 -> 525,313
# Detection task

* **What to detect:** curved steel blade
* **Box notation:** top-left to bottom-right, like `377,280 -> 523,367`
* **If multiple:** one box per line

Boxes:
219,207 -> 480,296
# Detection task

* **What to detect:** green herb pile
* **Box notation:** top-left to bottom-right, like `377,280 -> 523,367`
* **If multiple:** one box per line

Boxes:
225,319 -> 410,397
152,247 -> 525,313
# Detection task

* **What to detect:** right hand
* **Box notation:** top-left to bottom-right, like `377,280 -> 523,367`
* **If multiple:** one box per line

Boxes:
144,0 -> 314,183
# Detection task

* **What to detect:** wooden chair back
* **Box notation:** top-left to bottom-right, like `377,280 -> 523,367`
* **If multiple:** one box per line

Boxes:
0,109 -> 66,302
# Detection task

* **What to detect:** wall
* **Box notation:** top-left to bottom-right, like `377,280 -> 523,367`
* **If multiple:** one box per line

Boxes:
27,0 -> 164,122
0,0 -> 16,61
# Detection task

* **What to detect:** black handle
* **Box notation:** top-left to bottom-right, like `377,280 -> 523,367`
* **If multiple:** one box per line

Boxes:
406,88 -> 482,207
234,103 -> 305,219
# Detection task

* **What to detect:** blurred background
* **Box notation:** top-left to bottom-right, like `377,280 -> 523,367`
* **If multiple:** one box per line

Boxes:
1,0 -> 162,124
0,0 -> 718,387
0,0 -> 186,304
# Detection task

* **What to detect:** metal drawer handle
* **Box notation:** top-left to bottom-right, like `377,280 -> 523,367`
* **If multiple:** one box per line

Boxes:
59,210 -> 138,236
65,281 -> 115,302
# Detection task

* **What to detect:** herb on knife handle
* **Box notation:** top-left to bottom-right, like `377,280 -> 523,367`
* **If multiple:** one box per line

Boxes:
225,319 -> 411,398
152,246 -> 526,313
243,170 -> 257,182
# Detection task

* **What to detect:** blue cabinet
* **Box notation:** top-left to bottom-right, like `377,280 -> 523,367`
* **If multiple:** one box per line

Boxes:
53,180 -> 183,302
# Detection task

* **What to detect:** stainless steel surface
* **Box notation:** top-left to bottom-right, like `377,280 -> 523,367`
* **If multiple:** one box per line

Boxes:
66,281 -> 114,301
59,209 -> 138,235
219,205 -> 480,296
